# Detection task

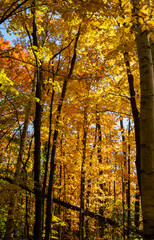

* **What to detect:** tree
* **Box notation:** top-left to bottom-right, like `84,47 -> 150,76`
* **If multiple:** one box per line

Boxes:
133,0 -> 154,238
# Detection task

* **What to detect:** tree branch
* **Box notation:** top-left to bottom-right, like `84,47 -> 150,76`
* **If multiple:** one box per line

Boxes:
0,0 -> 30,24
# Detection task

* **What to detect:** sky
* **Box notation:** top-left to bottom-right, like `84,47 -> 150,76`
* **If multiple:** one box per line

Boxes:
0,23 -> 17,45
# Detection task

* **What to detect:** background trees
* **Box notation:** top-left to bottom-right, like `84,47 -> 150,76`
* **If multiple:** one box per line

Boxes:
0,0 -> 153,239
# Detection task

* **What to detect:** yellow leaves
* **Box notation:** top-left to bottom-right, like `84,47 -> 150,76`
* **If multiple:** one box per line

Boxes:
140,5 -> 151,16
124,17 -> 131,24
139,17 -> 144,25
137,5 -> 152,32
121,0 -> 128,8
0,69 -> 19,95
36,4 -> 49,16
138,15 -> 154,33
37,25 -> 44,35
117,15 -> 132,27
30,45 -> 53,63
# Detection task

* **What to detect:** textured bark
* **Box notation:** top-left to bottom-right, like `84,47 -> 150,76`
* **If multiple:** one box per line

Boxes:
33,67 -> 43,240
135,15 -> 154,239
32,2 -> 43,239
124,52 -> 141,192
42,65 -> 55,232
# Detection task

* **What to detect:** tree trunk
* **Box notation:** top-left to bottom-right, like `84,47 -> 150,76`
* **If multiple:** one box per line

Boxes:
120,118 -> 127,240
135,186 -> 140,231
42,64 -> 55,231
124,52 -> 141,192
32,2 -> 43,239
96,109 -> 105,238
135,10 -> 154,238
79,105 -> 87,240
33,68 -> 43,240
126,120 -> 131,239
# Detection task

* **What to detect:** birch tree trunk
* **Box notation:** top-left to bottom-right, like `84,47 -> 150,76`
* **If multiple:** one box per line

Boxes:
135,16 -> 154,240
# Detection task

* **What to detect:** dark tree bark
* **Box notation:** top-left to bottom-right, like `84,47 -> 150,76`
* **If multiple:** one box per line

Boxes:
42,63 -> 55,232
126,120 -> 131,239
135,188 -> 140,230
32,2 -> 43,239
96,108 -> 105,238
120,118 -> 127,240
124,52 -> 141,193
24,191 -> 30,239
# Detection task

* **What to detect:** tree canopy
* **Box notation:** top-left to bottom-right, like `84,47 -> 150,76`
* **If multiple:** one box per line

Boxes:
0,0 -> 154,239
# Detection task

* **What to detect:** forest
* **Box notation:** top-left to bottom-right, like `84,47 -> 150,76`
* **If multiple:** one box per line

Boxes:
0,0 -> 154,239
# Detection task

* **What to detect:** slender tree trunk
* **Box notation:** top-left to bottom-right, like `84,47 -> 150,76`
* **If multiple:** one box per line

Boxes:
58,138 -> 63,239
43,66 -> 55,195
122,176 -> 125,240
85,180 -> 90,240
114,180 -> 116,203
135,2 -> 154,237
25,191 -> 30,239
33,60 -> 43,240
42,65 -> 55,232
126,120 -> 131,239
58,165 -> 62,239
79,105 -> 87,240
120,0 -> 141,194
120,118 -> 127,240
124,52 -> 141,193
124,50 -> 141,234
32,2 -> 43,239
96,109 -> 104,238
62,163 -> 67,240
135,186 -> 140,231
